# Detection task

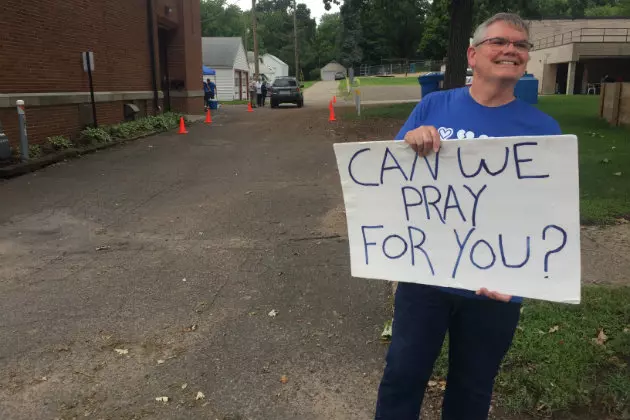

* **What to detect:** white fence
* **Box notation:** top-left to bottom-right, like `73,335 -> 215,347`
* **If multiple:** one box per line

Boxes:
356,60 -> 443,77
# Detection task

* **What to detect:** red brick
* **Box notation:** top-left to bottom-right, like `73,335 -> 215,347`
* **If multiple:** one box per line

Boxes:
0,0 -> 202,148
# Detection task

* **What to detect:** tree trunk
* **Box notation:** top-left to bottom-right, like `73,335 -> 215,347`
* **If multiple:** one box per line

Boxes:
443,0 -> 474,90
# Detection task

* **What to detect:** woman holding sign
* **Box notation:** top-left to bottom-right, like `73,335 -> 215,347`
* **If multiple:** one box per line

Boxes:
374,13 -> 562,420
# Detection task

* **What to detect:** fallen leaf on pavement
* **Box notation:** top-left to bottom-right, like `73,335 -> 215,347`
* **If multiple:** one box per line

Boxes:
195,391 -> 205,400
155,396 -> 169,402
594,329 -> 608,345
280,375 -> 289,384
183,324 -> 198,332
381,319 -> 393,341
157,359 -> 165,365
268,309 -> 278,317
548,325 -> 560,333
114,348 -> 129,355
181,383 -> 188,390
95,245 -> 110,251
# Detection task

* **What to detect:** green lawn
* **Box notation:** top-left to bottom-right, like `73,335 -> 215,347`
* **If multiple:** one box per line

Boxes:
219,99 -> 250,105
338,76 -> 420,91
339,95 -> 630,225
302,81 -> 316,90
537,96 -> 629,224
431,286 -> 630,417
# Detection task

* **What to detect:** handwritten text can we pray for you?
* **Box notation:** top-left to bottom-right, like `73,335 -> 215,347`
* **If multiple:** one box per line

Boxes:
346,141 -> 568,279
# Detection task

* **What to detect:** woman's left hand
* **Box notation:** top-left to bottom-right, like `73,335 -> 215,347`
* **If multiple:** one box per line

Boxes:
476,288 -> 512,302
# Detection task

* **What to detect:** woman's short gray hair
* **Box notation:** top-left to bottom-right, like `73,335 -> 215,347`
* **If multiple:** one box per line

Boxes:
472,13 -> 529,45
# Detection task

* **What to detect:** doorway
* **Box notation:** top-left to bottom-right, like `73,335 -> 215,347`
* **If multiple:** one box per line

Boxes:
556,63 -> 568,94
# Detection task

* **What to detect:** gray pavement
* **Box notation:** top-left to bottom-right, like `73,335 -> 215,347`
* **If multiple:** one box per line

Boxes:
303,81 -> 338,107
0,106 -> 390,420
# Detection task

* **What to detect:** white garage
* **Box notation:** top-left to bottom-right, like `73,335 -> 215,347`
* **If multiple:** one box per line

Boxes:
321,61 -> 346,81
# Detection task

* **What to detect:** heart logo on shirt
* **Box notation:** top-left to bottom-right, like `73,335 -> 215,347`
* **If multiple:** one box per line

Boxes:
438,127 -> 453,139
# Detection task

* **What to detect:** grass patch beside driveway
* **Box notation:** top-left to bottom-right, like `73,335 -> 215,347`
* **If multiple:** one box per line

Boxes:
430,286 -> 630,417
338,76 -> 420,91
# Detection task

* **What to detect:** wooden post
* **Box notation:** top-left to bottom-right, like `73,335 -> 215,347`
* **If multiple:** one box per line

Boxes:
599,83 -> 606,118
610,82 -> 622,126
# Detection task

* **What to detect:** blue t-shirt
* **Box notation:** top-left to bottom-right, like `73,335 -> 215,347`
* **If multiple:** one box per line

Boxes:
395,87 -> 562,303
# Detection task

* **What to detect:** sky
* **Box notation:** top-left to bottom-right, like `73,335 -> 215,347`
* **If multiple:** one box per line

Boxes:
227,0 -> 341,23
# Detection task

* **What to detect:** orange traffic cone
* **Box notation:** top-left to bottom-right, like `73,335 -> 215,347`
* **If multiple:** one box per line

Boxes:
205,109 -> 212,124
178,117 -> 188,134
329,101 -> 336,122
247,102 -> 253,112
333,95 -> 337,104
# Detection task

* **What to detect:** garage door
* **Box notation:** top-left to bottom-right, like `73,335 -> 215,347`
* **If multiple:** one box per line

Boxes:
321,71 -> 335,81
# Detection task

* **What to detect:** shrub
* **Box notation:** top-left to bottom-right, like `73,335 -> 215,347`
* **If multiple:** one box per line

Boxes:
47,135 -> 73,150
28,145 -> 43,159
81,127 -> 112,144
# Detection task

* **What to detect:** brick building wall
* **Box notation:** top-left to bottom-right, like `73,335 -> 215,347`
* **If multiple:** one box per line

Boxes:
0,0 -> 202,149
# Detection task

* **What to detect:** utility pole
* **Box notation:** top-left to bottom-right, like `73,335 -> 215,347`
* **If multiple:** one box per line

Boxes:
293,0 -> 299,79
252,0 -> 259,78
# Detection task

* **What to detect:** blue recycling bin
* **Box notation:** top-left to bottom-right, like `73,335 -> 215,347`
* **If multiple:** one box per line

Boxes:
514,73 -> 539,104
418,72 -> 445,97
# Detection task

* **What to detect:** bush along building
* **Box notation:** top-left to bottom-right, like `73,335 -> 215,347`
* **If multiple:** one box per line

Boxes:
0,0 -> 203,151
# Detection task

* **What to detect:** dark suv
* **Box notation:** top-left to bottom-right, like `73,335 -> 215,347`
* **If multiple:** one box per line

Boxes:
270,77 -> 304,108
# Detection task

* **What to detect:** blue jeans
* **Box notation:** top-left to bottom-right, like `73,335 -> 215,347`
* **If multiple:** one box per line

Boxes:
375,283 -> 521,420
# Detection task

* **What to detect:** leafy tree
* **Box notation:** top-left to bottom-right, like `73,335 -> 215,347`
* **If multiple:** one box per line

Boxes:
314,13 -> 342,67
200,0 -> 246,37
338,0 -> 363,67
417,0 -> 449,60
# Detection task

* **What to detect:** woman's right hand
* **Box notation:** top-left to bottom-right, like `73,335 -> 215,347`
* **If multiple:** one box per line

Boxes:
403,126 -> 441,156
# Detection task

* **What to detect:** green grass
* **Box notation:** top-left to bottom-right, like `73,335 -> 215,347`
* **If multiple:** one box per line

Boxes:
338,76 -> 420,91
302,81 -> 316,90
339,96 -> 630,225
430,286 -> 630,417
537,96 -> 630,224
220,100 -> 250,105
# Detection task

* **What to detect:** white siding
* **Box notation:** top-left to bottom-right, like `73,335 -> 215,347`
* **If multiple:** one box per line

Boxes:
214,68 -> 236,101
263,54 -> 289,81
233,43 -> 249,72
321,71 -> 336,81
232,44 -> 250,100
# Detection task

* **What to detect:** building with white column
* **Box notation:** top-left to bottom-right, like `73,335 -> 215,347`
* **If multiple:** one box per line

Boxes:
526,18 -> 630,95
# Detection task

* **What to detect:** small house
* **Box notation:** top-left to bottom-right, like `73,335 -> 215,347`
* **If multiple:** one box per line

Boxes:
262,54 -> 289,82
321,61 -> 346,81
247,51 -> 275,83
202,37 -> 249,101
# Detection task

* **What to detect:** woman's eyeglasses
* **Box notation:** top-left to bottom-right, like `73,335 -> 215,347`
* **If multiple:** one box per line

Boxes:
475,37 -> 534,52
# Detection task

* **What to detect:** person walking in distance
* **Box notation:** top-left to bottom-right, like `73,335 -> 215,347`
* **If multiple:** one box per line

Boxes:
261,80 -> 268,107
249,77 -> 257,108
374,13 -> 561,420
256,77 -> 263,108
203,79 -> 211,110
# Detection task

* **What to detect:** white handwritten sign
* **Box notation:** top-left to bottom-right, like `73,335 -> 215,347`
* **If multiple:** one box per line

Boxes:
333,136 -> 581,303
